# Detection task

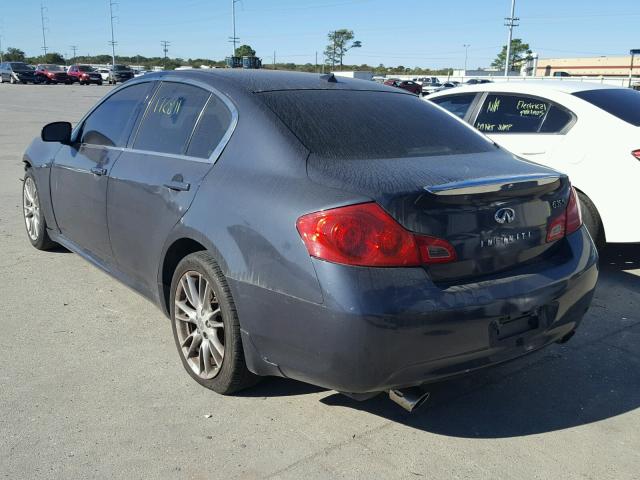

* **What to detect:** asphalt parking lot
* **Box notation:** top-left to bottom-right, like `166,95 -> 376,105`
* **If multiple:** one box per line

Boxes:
1,84 -> 639,479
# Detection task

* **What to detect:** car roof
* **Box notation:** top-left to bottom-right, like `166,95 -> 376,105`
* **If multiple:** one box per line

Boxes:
430,80 -> 624,97
142,69 -> 406,95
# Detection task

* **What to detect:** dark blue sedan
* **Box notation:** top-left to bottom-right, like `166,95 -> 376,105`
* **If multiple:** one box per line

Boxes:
22,70 -> 598,411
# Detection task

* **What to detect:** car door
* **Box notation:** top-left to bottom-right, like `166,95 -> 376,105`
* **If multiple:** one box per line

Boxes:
470,92 -> 575,162
107,81 -> 234,294
49,81 -> 156,264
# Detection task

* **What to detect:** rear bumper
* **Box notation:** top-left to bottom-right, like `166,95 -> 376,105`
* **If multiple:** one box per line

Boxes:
232,227 -> 598,393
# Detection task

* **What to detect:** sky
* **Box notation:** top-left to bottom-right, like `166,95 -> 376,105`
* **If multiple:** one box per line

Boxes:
0,0 -> 638,69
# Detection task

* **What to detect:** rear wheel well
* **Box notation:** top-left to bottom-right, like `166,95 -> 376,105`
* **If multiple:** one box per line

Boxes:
161,238 -> 207,313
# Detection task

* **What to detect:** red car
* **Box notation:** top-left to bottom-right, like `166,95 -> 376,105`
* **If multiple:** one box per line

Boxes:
383,79 -> 422,95
34,64 -> 71,84
67,65 -> 103,85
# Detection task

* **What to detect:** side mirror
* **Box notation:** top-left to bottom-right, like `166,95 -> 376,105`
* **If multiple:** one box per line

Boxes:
41,121 -> 72,145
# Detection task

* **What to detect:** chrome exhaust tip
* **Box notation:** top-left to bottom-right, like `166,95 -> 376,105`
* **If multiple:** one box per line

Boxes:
388,387 -> 430,413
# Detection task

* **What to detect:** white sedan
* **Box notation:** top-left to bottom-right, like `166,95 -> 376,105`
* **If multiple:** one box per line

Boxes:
427,81 -> 640,246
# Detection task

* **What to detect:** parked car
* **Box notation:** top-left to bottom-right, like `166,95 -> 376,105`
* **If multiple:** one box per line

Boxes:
465,78 -> 492,85
413,76 -> 440,86
383,79 -> 422,95
107,64 -> 134,84
34,64 -> 71,84
97,68 -> 111,82
0,61 -> 36,84
22,71 -> 597,409
67,65 -> 103,85
428,81 -> 640,246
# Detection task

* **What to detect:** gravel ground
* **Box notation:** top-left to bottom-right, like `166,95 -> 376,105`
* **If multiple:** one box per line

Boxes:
1,84 -> 639,479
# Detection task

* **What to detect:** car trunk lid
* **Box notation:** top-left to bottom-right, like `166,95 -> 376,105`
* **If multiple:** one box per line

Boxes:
307,151 -> 570,282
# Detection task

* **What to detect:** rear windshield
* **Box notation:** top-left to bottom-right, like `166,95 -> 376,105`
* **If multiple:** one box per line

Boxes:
259,90 -> 494,160
573,88 -> 640,126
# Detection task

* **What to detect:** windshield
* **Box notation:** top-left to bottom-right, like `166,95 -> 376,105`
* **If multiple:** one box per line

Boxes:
43,64 -> 63,71
10,62 -> 31,71
260,90 -> 494,160
78,65 -> 95,72
573,88 -> 640,127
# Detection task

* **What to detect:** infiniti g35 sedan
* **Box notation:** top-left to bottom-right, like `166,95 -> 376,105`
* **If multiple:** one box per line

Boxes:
428,81 -> 640,247
22,70 -> 598,407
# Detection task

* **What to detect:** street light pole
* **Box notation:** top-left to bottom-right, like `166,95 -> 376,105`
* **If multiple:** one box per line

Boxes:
463,44 -> 470,73
629,49 -> 640,88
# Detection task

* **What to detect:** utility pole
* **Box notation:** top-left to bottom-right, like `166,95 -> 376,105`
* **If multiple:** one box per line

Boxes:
272,51 -> 276,70
108,0 -> 118,70
0,35 -> 3,63
503,0 -> 519,76
161,40 -> 170,68
40,3 -> 48,56
315,51 -> 318,73
463,44 -> 470,73
70,45 -> 78,63
229,0 -> 240,57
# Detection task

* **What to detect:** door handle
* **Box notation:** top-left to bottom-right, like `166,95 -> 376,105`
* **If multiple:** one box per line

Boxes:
163,180 -> 191,192
91,166 -> 107,176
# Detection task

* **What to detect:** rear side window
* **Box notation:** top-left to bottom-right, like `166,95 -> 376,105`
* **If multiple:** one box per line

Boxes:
134,82 -> 210,155
573,88 -> 640,126
475,94 -> 572,134
81,82 -> 154,147
186,95 -> 232,159
430,93 -> 477,119
259,90 -> 493,160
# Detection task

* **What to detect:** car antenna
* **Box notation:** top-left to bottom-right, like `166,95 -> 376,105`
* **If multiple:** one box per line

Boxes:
319,73 -> 338,83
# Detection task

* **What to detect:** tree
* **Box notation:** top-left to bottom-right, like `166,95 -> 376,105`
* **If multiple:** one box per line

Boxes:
4,47 -> 26,62
492,39 -> 532,72
234,44 -> 256,57
324,29 -> 361,69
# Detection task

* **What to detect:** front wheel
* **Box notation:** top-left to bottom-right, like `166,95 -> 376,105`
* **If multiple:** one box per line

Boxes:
170,252 -> 257,394
23,170 -> 57,250
578,192 -> 605,248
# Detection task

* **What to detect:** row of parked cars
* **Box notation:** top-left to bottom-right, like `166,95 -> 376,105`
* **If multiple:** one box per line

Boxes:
382,76 -> 492,96
0,61 -> 136,85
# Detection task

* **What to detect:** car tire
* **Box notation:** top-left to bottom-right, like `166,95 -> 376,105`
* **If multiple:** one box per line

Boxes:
170,251 -> 258,394
577,192 -> 605,248
23,170 -> 57,251
97,81 -> 103,86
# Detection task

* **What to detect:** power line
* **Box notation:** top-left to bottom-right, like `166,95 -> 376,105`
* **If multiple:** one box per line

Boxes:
108,0 -> 118,68
503,0 -> 519,76
229,0 -> 240,56
161,40 -> 170,67
40,3 -> 48,56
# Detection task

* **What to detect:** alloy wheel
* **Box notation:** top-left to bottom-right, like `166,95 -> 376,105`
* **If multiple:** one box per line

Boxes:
23,177 -> 41,241
174,271 -> 225,379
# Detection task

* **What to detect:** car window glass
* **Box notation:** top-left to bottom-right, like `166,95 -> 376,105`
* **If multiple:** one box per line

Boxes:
431,93 -> 477,119
186,94 -> 233,159
81,82 -> 154,147
475,94 -> 549,134
134,82 -> 210,155
573,88 -> 640,127
539,105 -> 573,133
260,90 -> 494,160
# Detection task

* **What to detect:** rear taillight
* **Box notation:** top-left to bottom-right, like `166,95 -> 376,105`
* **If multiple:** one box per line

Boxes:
546,186 -> 582,242
296,202 -> 456,267
632,149 -> 640,160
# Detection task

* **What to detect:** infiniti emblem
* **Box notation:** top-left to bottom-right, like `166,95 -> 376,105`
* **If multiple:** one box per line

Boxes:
494,207 -> 516,224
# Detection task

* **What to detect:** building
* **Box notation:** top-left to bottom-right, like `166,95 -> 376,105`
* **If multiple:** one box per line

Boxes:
536,56 -> 639,77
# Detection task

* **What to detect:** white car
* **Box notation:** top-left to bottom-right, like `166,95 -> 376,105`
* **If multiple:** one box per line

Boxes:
427,81 -> 640,246
97,68 -> 110,82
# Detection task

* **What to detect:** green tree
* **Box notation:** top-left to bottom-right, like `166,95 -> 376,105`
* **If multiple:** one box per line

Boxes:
4,47 -> 26,61
324,29 -> 361,69
491,39 -> 532,72
234,44 -> 256,57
